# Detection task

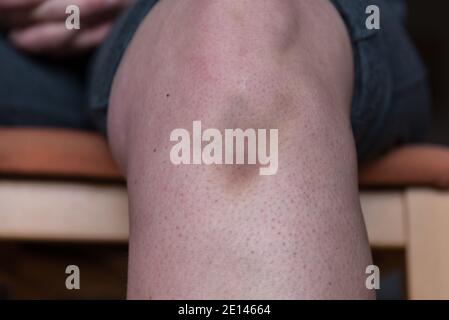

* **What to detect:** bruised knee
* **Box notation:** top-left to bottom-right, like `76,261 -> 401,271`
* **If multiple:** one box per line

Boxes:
108,0 -> 353,175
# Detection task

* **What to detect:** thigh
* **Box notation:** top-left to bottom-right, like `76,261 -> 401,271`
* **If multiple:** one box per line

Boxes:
107,0 -> 373,299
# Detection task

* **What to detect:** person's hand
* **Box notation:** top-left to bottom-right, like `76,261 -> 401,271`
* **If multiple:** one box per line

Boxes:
0,0 -> 132,55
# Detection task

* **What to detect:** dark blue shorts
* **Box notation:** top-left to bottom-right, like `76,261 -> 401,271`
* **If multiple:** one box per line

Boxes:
330,0 -> 432,161
0,0 -> 432,163
88,0 -> 432,162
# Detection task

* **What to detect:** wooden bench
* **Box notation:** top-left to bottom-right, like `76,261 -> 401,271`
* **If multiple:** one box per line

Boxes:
1,127 -> 449,299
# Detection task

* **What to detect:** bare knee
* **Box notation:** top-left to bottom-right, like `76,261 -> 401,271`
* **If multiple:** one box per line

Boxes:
108,0 -> 371,300
107,0 -> 353,173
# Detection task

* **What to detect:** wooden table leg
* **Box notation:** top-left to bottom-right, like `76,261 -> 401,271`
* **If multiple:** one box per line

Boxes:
406,188 -> 449,299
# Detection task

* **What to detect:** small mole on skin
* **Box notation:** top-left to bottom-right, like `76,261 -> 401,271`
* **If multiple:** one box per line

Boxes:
166,93 -> 170,98
153,148 -> 157,152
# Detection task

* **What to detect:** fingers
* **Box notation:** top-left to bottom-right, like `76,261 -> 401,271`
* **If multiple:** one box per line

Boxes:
70,21 -> 112,52
8,20 -> 112,54
0,0 -> 43,28
0,11 -> 33,28
0,0 -> 44,10
31,0 -> 128,21
2,0 -> 132,55
0,0 -> 130,28
9,22 -> 74,53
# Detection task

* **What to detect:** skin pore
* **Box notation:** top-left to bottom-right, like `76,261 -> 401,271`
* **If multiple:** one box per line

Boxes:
108,0 -> 374,299
0,0 -> 375,299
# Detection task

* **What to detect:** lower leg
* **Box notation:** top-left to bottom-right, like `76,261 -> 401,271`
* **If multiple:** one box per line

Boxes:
109,0 -> 374,299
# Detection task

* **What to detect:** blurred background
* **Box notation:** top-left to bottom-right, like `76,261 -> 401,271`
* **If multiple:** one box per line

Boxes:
408,0 -> 449,146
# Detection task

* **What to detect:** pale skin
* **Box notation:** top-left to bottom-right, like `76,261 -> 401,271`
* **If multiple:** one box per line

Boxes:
2,0 -> 375,299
